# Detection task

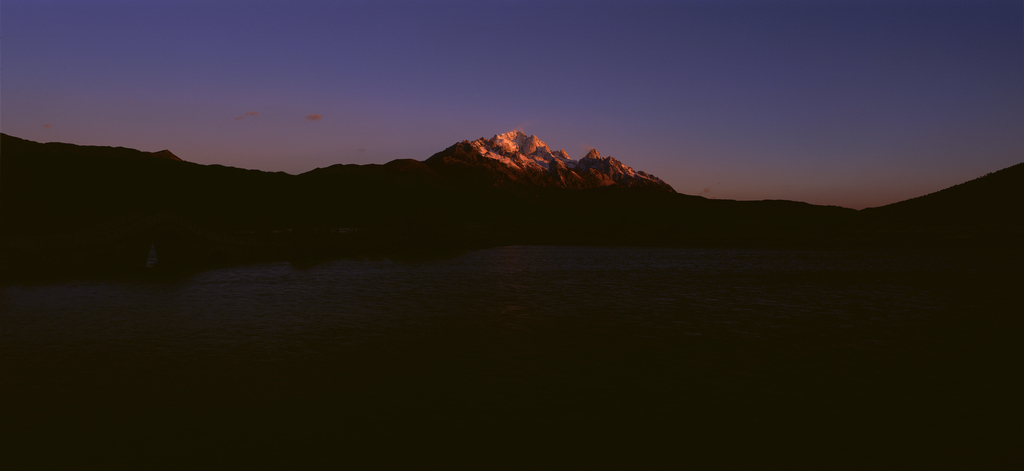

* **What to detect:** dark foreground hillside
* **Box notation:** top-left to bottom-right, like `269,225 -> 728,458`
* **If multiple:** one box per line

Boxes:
2,133 -> 1020,280
855,162 -> 1024,248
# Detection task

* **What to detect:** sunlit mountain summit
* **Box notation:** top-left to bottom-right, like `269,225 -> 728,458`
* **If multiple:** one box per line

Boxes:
471,131 -> 577,171
428,130 -> 674,192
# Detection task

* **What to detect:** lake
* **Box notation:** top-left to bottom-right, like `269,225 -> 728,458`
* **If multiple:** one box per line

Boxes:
1,246 -> 1019,469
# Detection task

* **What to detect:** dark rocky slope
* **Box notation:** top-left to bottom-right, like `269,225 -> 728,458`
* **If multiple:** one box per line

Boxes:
3,132 -> 1017,278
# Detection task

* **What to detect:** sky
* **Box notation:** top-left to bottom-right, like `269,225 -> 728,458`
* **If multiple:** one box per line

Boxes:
3,0 -> 1022,209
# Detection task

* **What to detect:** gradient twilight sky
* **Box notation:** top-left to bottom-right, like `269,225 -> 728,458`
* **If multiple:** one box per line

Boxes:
3,0 -> 1022,209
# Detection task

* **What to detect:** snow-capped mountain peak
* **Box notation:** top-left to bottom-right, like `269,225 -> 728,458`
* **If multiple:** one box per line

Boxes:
463,131 -> 672,191
471,131 -> 576,172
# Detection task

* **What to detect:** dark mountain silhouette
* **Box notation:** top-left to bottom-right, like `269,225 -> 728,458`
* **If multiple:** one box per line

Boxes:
850,162 -> 1024,248
1,134 -> 297,237
861,162 -> 1024,227
1,132 -> 1018,279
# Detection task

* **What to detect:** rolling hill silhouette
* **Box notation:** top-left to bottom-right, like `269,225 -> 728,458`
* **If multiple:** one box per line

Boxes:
861,162 -> 1024,229
842,162 -> 1024,249
2,133 -> 1019,278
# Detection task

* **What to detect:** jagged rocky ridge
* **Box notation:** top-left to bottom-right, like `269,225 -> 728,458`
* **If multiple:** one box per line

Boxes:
432,130 -> 674,192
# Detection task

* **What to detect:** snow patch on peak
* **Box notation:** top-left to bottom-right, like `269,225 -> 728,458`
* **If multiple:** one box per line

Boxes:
475,131 -> 563,171
490,130 -> 552,157
469,130 -> 670,190
495,130 -> 527,140
520,134 -> 548,156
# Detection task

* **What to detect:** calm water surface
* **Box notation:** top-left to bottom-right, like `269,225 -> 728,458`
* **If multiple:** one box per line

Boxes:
2,247 -> 1019,469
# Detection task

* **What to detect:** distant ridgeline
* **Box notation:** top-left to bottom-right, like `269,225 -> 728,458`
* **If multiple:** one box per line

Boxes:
2,132 -> 1021,278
